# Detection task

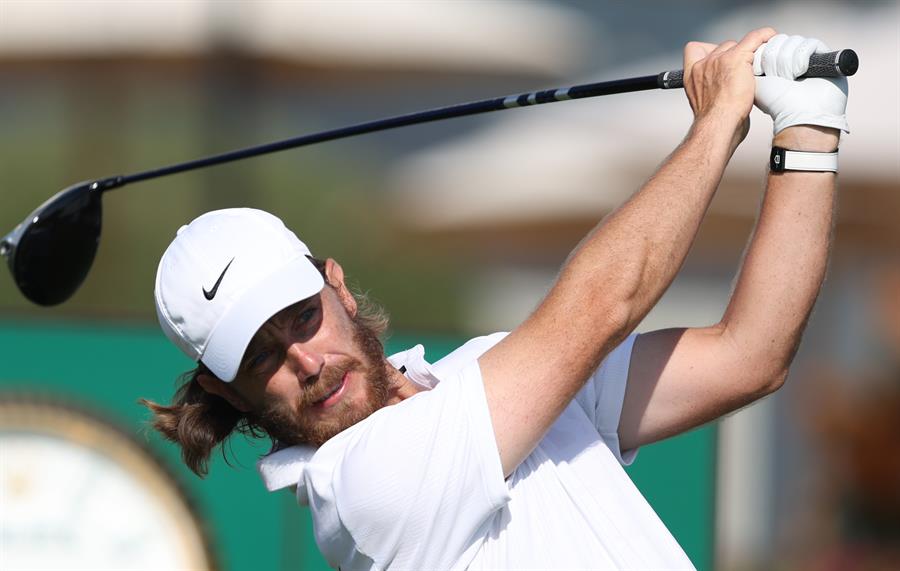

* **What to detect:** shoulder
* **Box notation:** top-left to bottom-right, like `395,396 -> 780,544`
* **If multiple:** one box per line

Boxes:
305,360 -> 509,568
432,332 -> 508,377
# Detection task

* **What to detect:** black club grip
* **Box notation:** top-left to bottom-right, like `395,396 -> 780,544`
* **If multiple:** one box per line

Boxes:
657,49 -> 858,89
804,49 -> 859,77
657,70 -> 684,89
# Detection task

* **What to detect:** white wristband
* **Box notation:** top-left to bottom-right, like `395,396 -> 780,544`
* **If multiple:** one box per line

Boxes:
770,146 -> 839,173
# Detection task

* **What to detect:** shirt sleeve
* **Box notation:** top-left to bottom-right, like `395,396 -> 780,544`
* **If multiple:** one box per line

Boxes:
303,360 -> 510,570
574,333 -> 639,465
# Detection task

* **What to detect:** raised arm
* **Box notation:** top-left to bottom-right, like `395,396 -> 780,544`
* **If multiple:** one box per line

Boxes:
618,34 -> 849,451
479,28 -> 777,476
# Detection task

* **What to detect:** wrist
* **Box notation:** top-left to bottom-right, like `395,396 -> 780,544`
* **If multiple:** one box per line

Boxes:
773,125 -> 840,152
690,110 -> 747,153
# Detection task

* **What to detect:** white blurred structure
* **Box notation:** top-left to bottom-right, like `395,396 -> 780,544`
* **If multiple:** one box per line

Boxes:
0,0 -> 589,76
388,2 -> 898,228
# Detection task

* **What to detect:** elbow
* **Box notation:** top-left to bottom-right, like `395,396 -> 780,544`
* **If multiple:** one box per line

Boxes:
596,298 -> 636,345
587,257 -> 650,338
581,293 -> 642,356
733,365 -> 789,409
720,325 -> 794,401
754,340 -> 804,396
759,367 -> 790,397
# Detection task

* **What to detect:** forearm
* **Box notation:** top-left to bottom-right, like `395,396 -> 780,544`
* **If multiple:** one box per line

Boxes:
720,126 -> 838,384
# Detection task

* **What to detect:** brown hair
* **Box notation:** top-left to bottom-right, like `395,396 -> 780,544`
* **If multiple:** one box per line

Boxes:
140,257 -> 389,477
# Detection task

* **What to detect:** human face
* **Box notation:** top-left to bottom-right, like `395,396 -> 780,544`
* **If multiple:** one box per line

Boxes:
231,286 -> 390,447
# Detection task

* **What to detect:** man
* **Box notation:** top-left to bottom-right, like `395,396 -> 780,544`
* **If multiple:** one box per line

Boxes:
144,29 -> 848,569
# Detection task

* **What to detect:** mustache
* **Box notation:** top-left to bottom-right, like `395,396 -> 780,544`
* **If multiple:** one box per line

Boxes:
302,358 -> 360,406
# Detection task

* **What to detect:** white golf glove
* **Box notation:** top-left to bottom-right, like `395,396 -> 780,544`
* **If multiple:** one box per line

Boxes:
753,33 -> 849,134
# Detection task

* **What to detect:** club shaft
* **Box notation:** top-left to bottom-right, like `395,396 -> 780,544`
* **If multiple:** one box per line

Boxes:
106,48 -> 856,190
113,74 -> 660,188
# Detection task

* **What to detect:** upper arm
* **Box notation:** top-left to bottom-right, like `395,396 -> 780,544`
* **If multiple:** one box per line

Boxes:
617,325 -> 781,451
478,298 -> 628,476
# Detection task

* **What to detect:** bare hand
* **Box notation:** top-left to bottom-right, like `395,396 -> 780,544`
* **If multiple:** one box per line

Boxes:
683,27 -> 777,147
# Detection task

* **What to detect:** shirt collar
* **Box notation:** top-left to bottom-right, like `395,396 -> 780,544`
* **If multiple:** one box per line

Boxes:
386,344 -> 439,389
256,344 -> 440,495
257,445 -> 316,496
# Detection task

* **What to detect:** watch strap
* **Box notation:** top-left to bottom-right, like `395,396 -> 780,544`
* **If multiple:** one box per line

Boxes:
770,146 -> 839,173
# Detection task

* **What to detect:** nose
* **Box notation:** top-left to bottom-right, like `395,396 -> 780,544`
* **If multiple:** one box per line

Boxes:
285,343 -> 325,384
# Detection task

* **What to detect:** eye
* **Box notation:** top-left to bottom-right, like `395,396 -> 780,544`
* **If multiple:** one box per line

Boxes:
295,304 -> 320,330
246,350 -> 272,372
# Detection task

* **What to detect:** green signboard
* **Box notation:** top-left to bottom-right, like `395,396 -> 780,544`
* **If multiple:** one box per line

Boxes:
1,320 -> 715,570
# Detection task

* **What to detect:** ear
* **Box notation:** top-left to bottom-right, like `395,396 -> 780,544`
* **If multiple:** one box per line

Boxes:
325,258 -> 358,317
196,371 -> 252,413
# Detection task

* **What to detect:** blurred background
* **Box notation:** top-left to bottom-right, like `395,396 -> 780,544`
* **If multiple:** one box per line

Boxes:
1,1 -> 897,570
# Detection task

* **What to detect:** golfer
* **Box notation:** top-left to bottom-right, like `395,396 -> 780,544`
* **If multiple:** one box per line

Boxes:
145,29 -> 848,569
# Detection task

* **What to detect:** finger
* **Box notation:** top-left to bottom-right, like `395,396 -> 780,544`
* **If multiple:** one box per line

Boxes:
736,26 -> 777,54
777,35 -> 805,79
813,38 -> 831,54
684,41 -> 717,65
753,45 -> 764,76
683,41 -> 718,80
710,40 -> 738,56
761,33 -> 788,78
792,36 -> 826,76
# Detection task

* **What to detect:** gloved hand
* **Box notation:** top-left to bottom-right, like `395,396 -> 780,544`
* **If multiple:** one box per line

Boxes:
753,33 -> 849,134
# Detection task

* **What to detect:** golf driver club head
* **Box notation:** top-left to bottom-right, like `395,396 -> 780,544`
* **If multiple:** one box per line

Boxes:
1,181 -> 102,306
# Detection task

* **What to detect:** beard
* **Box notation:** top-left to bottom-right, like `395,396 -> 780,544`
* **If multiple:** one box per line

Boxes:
250,314 -> 391,448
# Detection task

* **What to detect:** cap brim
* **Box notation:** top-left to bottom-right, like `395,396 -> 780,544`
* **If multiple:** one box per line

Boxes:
202,256 -> 325,382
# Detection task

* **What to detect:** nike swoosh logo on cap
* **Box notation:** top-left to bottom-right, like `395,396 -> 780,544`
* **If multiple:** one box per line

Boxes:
203,258 -> 234,301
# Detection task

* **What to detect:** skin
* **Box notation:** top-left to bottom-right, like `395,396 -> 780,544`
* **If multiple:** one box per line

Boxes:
197,259 -> 423,444
199,28 -> 839,480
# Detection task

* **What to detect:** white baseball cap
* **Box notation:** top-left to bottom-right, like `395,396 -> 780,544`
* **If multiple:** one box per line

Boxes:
154,208 -> 325,382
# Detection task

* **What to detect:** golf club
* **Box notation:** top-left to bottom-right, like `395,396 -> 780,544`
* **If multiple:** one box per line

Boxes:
1,49 -> 858,307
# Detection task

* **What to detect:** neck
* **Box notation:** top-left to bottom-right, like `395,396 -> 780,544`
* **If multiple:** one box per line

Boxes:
385,364 -> 427,405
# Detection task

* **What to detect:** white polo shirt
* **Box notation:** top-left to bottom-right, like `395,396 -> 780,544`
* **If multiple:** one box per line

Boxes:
258,333 -> 695,570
